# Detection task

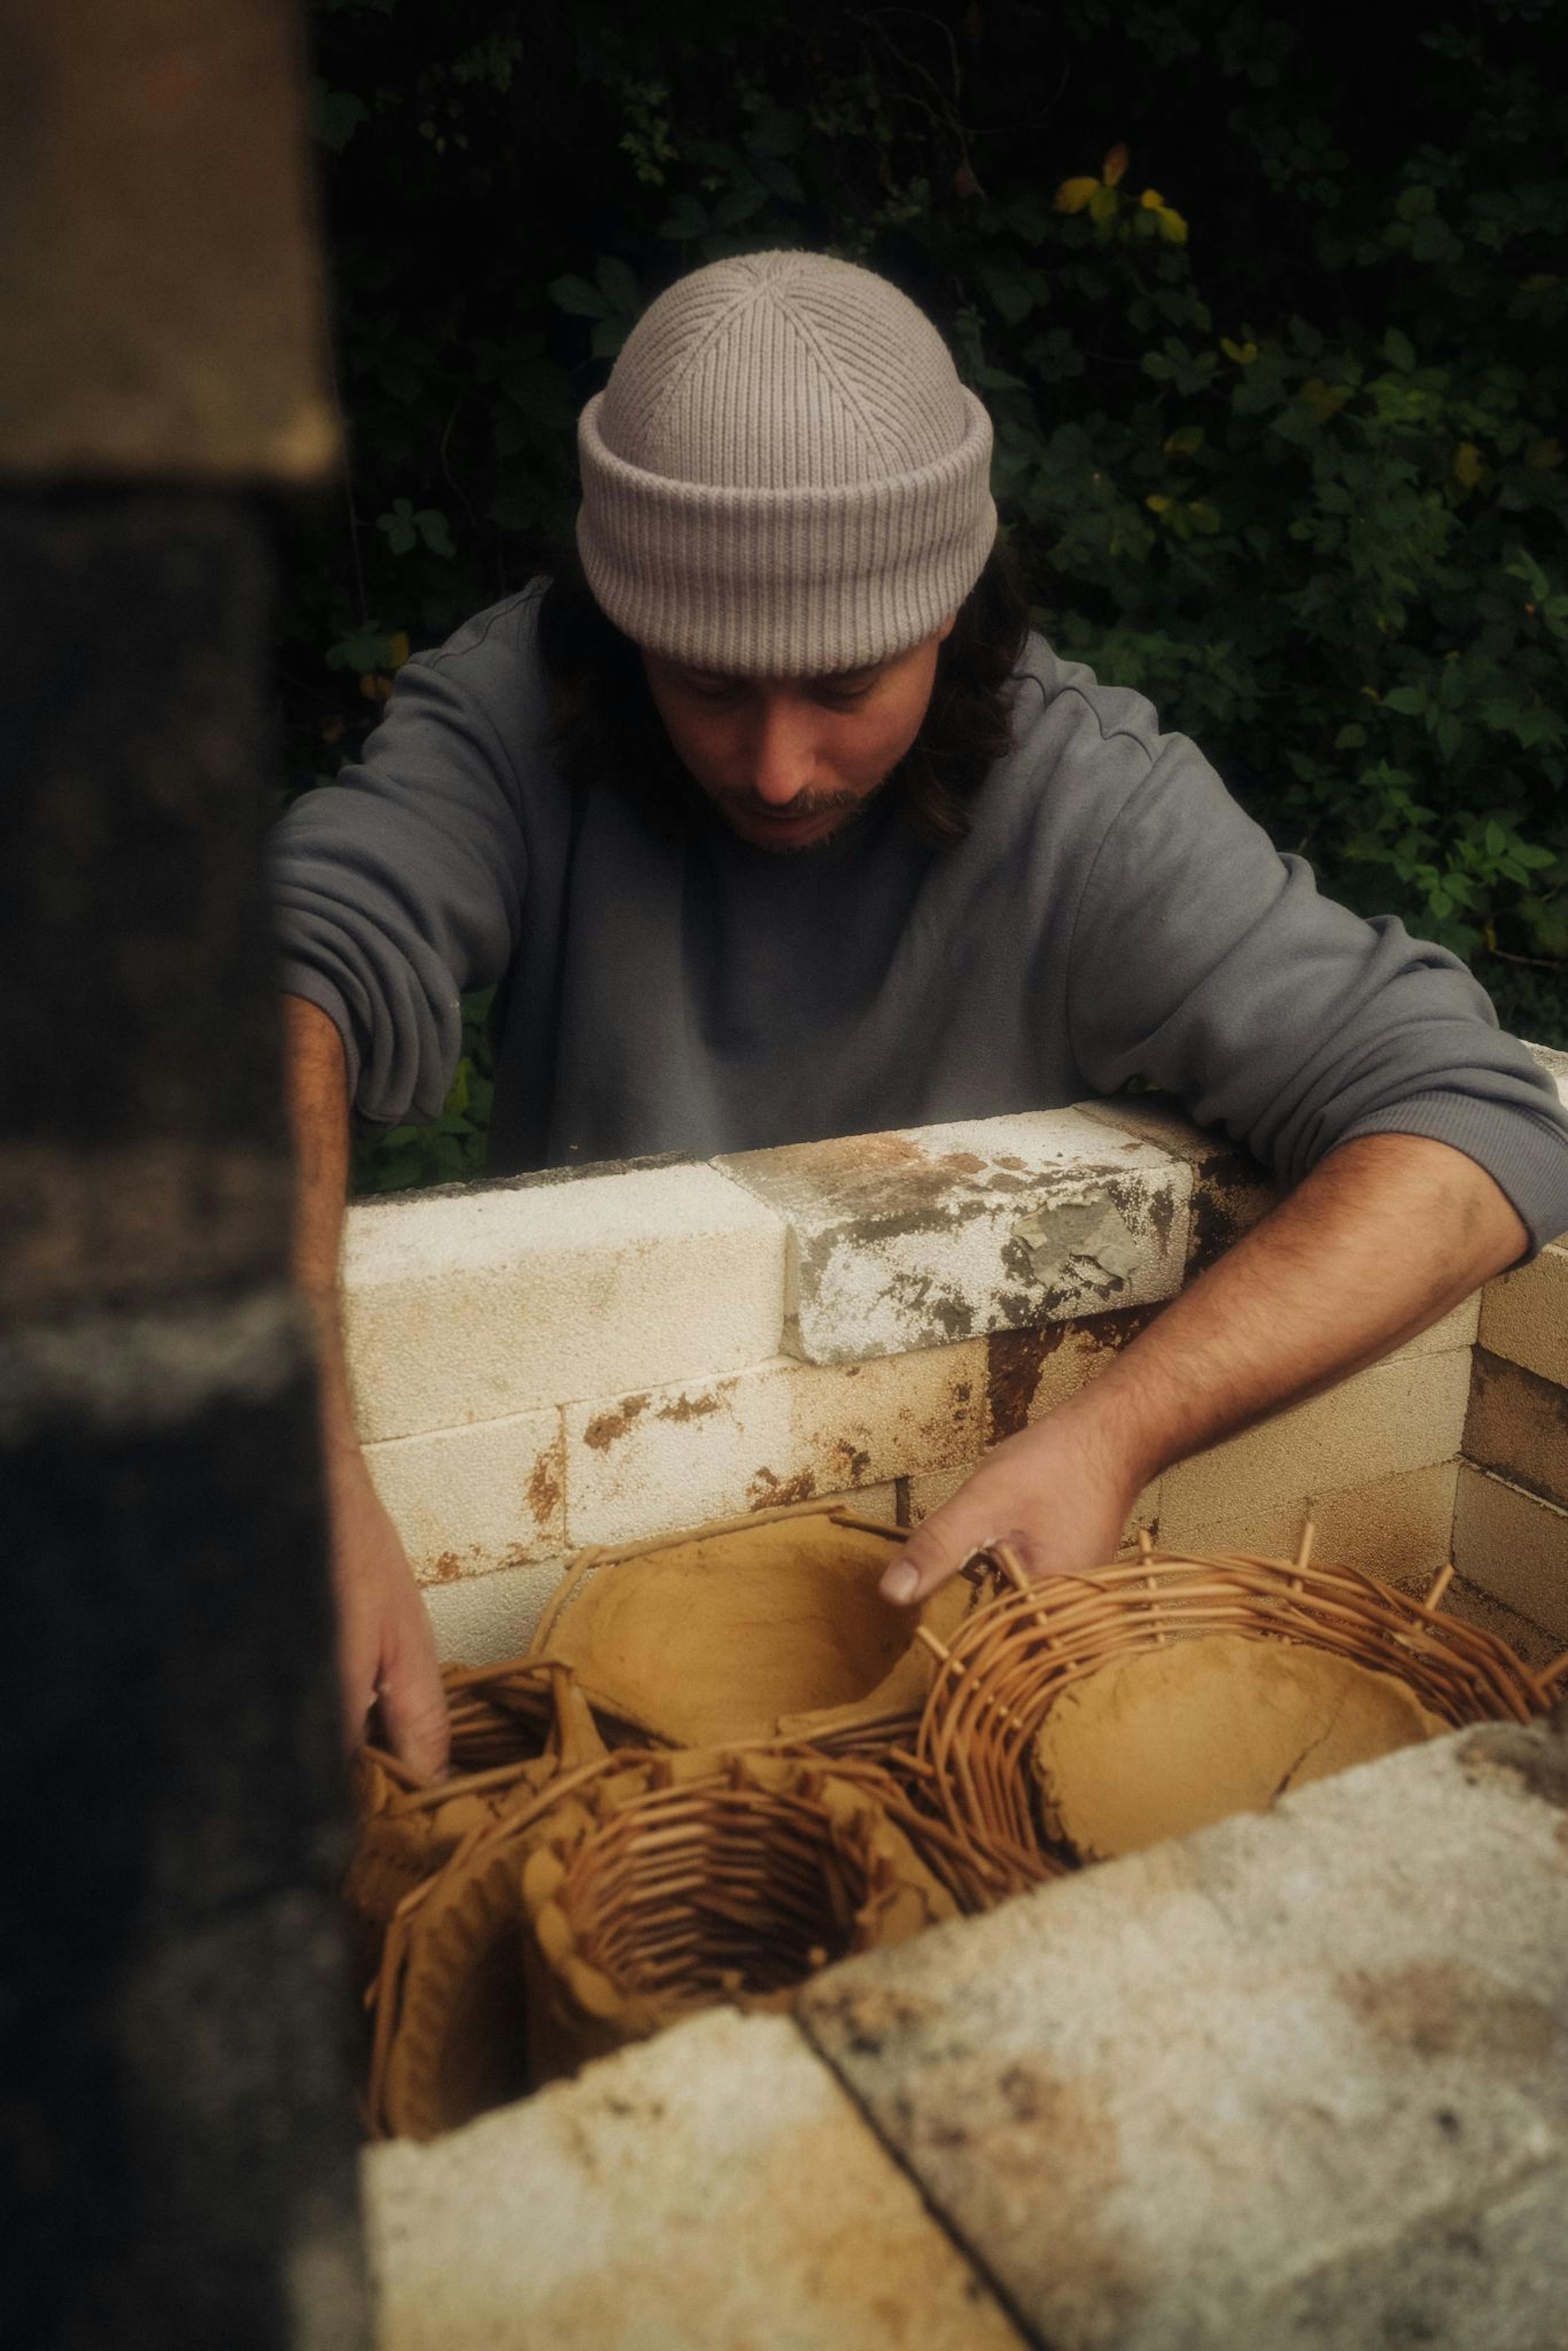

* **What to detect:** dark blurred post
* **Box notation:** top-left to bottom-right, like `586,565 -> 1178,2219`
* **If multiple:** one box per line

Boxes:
0,5 -> 370,2345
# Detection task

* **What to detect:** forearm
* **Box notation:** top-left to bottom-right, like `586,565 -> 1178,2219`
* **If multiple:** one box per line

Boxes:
281,993 -> 359,1457
1062,1132 -> 1526,1493
892,1132 -> 1526,1600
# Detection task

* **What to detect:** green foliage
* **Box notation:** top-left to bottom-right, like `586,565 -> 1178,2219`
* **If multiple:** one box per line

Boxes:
350,989 -> 497,1194
288,0 -> 1568,1194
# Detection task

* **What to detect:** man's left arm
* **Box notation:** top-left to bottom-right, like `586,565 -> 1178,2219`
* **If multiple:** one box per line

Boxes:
882,1132 -> 1526,1605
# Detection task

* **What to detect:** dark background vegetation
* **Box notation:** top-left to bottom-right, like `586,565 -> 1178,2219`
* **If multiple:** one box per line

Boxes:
283,0 -> 1568,1193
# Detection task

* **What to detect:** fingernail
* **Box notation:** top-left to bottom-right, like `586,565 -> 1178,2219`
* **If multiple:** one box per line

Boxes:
882,1561 -> 920,1604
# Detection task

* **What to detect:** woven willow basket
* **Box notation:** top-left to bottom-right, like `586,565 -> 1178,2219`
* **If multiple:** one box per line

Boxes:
364,1732 -> 645,2142
915,1534 -> 1563,1899
517,1745 -> 960,2084
347,1660 -> 612,1990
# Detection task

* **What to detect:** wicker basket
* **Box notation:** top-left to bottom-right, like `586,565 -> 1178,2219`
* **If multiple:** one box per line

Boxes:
347,1659 -> 609,1990
915,1534 -> 1561,1896
516,1744 -> 960,2084
527,1498 -> 976,1753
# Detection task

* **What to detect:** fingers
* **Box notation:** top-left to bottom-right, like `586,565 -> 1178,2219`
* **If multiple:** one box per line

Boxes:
377,1642 -> 452,1783
880,1504 -> 1033,1609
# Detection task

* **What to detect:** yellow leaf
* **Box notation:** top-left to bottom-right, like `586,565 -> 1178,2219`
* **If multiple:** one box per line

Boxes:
1452,442 -> 1483,489
1140,187 -> 1165,209
1526,435 -> 1563,470
1221,336 -> 1259,365
1154,203 -> 1188,244
1300,377 -> 1349,423
388,630 -> 412,669
1163,426 -> 1205,456
1054,176 -> 1098,213
1088,183 -> 1120,224
1145,493 -> 1172,513
1102,142 -> 1129,185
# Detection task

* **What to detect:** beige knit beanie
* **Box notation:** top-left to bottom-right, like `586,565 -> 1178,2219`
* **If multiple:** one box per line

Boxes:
576,249 -> 996,676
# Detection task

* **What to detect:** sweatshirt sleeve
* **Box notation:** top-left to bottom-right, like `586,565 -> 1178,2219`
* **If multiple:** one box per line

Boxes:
1066,735 -> 1568,1254
266,618 -> 534,1126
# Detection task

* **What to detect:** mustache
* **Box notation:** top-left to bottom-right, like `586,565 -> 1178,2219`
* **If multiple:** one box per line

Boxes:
713,783 -> 869,818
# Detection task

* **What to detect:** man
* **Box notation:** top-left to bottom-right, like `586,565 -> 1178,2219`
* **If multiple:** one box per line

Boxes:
271,250 -> 1568,1777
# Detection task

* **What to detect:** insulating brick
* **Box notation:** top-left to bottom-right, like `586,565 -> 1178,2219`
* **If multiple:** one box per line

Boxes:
363,1406 -> 564,1583
421,1557 -> 567,1667
341,1161 -> 787,1443
1464,1348 -> 1568,1512
1479,1242 -> 1568,1388
1452,1464 -> 1568,1640
1159,1348 -> 1471,1532
562,1343 -> 987,1551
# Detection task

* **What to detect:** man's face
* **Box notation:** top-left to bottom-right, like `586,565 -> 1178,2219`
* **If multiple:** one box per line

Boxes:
641,617 -> 956,852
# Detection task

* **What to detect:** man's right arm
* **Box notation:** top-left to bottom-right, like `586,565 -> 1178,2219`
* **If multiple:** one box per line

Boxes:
283,994 -> 449,1778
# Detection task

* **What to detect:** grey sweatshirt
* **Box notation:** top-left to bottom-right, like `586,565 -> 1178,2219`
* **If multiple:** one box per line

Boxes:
268,580 -> 1568,1250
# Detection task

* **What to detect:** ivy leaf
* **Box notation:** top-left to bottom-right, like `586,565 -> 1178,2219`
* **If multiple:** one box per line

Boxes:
549,273 -> 609,319
1382,326 -> 1417,371
414,508 -> 454,558
595,256 -> 641,315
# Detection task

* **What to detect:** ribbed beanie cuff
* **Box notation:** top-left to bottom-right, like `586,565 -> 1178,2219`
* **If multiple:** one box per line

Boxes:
575,251 -> 997,675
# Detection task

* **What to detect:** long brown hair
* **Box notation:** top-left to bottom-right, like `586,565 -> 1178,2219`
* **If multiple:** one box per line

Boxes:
534,537 -> 1032,845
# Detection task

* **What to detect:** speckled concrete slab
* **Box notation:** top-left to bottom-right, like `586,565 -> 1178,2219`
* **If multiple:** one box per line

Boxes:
364,2006 -> 1026,2351
798,1725 -> 1568,2351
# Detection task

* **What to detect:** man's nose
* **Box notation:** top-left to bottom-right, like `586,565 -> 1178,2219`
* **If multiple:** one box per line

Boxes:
747,693 -> 817,804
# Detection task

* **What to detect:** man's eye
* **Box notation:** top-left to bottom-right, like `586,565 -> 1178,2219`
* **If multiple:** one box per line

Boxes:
815,679 -> 876,708
687,679 -> 744,705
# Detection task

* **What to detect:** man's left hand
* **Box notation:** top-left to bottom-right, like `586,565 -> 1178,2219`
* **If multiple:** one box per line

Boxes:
880,1402 -> 1143,1607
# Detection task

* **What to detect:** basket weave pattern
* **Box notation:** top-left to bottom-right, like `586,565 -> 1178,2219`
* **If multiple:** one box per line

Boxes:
916,1541 -> 1556,1895
518,1746 -> 958,2082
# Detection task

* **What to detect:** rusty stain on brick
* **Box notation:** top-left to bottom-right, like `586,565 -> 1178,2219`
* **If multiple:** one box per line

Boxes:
985,1305 -> 1167,1442
986,1326 -> 1064,1442
428,1550 -> 465,1584
831,1440 -> 872,1484
526,1448 -> 561,1526
748,1466 -> 816,1509
582,1394 -> 650,1451
655,1389 -> 725,1425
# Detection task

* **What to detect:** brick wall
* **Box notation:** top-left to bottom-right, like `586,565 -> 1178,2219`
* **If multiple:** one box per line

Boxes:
341,1054 -> 1568,1671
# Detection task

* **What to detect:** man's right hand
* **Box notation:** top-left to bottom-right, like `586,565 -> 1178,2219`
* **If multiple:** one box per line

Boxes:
282,994 -> 452,1781
324,1440 -> 450,1779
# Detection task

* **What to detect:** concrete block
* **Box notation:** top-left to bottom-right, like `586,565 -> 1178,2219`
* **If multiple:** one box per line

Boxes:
363,1408 -> 564,1584
1159,1348 -> 1471,1535
1076,1092 -> 1280,1272
800,1726 -> 1568,2351
364,2007 -> 1026,2351
716,1110 -> 1189,1365
1464,1348 -> 1568,1511
562,1344 -> 987,1550
421,1558 -> 568,1667
1479,1242 -> 1568,1387
342,1163 -> 787,1443
1452,1465 -> 1568,1640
